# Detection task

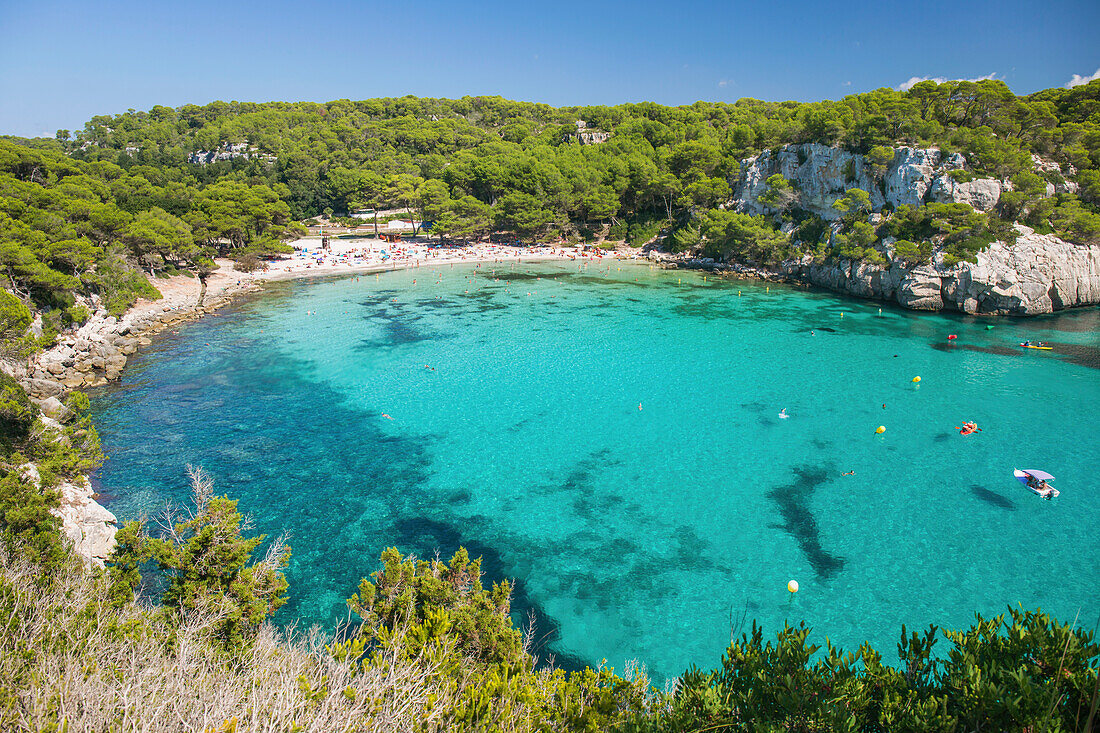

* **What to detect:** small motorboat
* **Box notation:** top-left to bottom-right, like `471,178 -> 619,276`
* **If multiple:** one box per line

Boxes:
1014,469 -> 1059,499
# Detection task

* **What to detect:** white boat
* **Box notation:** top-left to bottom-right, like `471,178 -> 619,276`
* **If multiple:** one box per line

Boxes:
1014,469 -> 1059,499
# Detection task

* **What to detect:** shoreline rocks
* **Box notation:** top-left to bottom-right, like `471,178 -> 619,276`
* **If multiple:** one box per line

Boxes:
6,275 -> 259,568
657,225 -> 1100,316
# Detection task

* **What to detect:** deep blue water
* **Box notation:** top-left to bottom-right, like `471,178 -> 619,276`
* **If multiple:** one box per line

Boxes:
90,261 -> 1100,681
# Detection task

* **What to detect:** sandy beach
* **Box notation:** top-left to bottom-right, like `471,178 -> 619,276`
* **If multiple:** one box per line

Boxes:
256,236 -> 621,281
122,236 -> 638,336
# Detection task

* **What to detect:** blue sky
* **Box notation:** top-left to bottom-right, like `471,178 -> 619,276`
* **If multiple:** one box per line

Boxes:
1,0 -> 1097,138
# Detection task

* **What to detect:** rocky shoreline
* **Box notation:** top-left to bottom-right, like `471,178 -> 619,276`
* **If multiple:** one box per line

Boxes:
8,243 -> 572,568
658,225 -> 1100,316
13,228 -> 1100,568
7,267 -> 261,568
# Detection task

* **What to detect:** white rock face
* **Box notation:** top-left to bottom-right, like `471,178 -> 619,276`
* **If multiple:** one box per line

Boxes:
53,477 -> 117,568
777,225 -> 1100,315
737,143 -> 878,220
733,143 -> 997,220
928,177 -> 1002,211
16,464 -> 118,568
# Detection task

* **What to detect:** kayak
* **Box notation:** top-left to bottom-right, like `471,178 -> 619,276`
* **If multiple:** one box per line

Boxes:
1020,343 -> 1052,350
1014,469 -> 1059,499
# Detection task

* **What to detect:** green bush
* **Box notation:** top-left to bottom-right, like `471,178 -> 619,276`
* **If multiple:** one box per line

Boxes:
606,220 -> 628,240
0,291 -> 35,358
342,546 -> 652,730
65,304 -> 91,326
0,373 -> 36,451
628,216 -> 664,245
667,224 -> 700,253
638,609 -> 1100,732
110,468 -> 289,653
85,251 -> 162,316
0,468 -> 63,569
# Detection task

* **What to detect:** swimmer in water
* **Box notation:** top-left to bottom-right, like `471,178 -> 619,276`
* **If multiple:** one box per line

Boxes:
638,403 -> 643,411
778,408 -> 789,419
381,413 -> 394,420
842,470 -> 855,476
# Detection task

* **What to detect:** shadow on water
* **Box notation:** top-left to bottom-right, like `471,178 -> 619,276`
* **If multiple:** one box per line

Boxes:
1048,342 -> 1100,370
766,466 -> 846,579
1014,307 -> 1100,333
390,516 -> 589,673
90,312 -> 441,629
930,342 -> 1022,357
355,302 -> 439,346
970,485 -> 1016,511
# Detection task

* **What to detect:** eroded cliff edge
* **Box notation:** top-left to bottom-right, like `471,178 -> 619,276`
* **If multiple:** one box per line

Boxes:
674,143 -> 1100,315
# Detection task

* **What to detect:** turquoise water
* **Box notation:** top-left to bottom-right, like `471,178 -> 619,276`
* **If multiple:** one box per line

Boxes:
90,261 -> 1100,681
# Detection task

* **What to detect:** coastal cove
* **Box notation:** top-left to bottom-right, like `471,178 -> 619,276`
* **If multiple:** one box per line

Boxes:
88,261 -> 1100,682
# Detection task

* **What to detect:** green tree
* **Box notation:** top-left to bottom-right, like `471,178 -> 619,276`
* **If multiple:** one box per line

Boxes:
0,290 -> 32,357
109,468 -> 289,651
758,173 -> 798,212
123,207 -> 208,271
832,187 -> 872,225
493,191 -> 555,237
866,145 -> 896,178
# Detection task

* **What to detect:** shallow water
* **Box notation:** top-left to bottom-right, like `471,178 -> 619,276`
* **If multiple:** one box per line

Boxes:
90,261 -> 1100,681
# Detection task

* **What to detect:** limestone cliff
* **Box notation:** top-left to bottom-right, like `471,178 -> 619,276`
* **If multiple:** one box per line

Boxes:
710,225 -> 1100,316
733,143 -> 1005,218
7,272 -> 257,569
722,144 -> 1099,314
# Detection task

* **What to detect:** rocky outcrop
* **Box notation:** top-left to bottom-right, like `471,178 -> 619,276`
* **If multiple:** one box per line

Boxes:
733,143 -> 1001,219
772,226 -> 1100,315
19,291 -> 244,400
7,274 -> 259,569
188,142 -> 276,166
1032,154 -> 1079,196
658,225 -> 1100,315
55,477 -> 118,568
928,176 -> 1002,211
20,464 -> 117,568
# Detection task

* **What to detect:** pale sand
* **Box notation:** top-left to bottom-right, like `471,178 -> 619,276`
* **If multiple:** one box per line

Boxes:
128,238 -> 633,320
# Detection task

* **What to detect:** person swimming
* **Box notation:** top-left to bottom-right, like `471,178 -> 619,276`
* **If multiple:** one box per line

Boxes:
778,408 -> 789,419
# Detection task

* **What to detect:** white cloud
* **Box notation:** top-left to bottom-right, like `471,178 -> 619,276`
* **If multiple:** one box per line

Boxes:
842,81 -> 852,87
897,72 -> 998,91
718,79 -> 731,88
1066,68 -> 1100,87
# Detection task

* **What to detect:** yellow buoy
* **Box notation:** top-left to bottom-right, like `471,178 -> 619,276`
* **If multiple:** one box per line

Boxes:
876,425 -> 886,434
912,376 -> 921,383
788,580 -> 799,593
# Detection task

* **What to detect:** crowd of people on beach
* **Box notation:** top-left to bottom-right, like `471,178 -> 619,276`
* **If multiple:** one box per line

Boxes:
264,237 -> 623,278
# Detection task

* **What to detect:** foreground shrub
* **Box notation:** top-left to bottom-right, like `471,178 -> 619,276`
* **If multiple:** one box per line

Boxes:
635,612 -> 1100,732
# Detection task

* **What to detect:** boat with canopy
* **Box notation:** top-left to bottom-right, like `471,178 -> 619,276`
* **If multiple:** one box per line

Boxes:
1014,469 -> 1059,499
